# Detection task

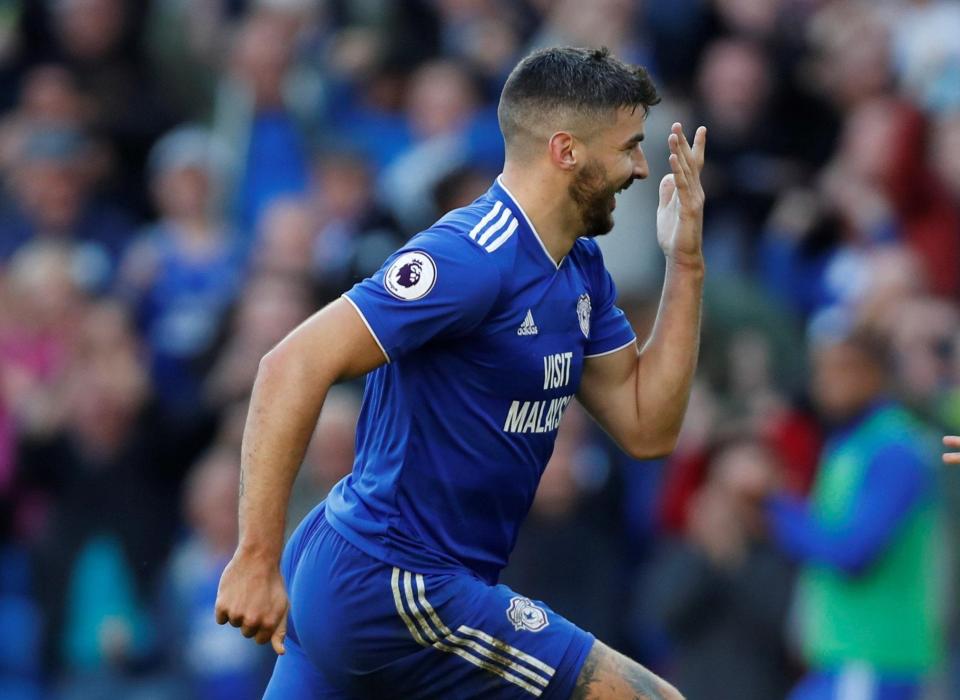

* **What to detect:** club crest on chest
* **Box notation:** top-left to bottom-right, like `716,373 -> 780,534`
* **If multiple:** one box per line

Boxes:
576,294 -> 591,339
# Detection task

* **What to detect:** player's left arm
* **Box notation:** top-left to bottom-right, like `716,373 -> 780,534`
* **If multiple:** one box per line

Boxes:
578,123 -> 706,460
943,435 -> 960,463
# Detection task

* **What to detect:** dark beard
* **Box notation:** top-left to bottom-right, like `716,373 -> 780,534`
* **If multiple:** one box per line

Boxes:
568,159 -> 618,238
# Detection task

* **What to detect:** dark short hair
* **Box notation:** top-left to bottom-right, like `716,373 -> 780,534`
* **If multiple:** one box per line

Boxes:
498,47 -> 660,151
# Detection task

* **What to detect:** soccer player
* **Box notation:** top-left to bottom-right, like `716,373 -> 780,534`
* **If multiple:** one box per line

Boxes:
215,47 -> 706,699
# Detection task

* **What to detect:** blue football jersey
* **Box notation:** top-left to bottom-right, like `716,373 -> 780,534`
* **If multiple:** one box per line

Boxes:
325,177 -> 636,584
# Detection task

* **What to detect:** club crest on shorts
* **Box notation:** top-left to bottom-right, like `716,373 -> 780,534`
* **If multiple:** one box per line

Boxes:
506,596 -> 549,632
576,293 -> 591,338
384,251 -> 437,301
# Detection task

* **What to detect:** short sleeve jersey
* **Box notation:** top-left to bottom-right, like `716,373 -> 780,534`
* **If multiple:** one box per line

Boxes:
325,176 -> 636,584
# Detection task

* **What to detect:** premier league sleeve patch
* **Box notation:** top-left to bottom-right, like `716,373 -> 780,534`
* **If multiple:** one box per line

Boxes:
384,250 -> 438,301
506,596 -> 550,632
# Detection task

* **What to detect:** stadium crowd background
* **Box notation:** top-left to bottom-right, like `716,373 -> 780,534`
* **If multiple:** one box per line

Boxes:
1,0 -> 960,698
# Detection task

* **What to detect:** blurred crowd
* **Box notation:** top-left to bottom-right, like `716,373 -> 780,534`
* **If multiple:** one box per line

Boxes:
0,0 -> 959,698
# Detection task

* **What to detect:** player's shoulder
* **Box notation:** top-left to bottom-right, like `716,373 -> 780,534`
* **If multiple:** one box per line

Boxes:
429,189 -> 523,264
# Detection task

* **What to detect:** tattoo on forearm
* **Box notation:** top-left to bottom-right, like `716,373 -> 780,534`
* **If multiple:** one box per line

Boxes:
572,644 -> 668,700
570,651 -> 598,700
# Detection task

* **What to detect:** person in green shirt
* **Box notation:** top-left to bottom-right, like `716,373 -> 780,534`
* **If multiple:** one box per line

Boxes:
765,327 -> 945,700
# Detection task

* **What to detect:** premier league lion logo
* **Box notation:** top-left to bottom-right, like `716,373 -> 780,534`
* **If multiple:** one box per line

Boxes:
506,596 -> 549,632
576,293 -> 591,338
395,259 -> 423,288
384,250 -> 437,301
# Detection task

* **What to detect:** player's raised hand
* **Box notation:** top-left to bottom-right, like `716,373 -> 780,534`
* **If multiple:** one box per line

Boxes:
215,550 -> 290,655
657,123 -> 706,266
943,436 -> 960,464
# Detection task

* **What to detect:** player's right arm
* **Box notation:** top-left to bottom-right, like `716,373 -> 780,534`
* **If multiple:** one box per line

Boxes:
214,298 -> 387,654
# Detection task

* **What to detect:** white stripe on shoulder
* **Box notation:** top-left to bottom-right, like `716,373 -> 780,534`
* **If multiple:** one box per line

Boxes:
469,200 -> 504,240
476,206 -> 514,245
484,217 -> 519,252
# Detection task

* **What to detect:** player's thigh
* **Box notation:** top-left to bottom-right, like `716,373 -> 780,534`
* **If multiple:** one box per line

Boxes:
382,568 -> 595,699
570,640 -> 684,700
263,636 -> 354,700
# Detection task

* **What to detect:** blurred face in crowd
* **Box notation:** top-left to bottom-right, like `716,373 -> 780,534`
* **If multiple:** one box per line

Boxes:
254,199 -> 315,277
568,106 -> 649,237
186,449 -> 240,555
153,165 -> 212,221
7,243 -> 83,331
19,65 -> 87,126
712,440 -> 780,510
15,157 -> 86,234
932,116 -> 960,200
841,100 -> 899,184
67,303 -> 149,454
811,340 -> 886,423
232,13 -> 295,107
314,155 -> 372,219
304,388 -> 360,489
55,0 -> 126,61
406,61 -> 479,139
697,39 -> 770,135
234,274 -> 312,353
810,5 -> 891,108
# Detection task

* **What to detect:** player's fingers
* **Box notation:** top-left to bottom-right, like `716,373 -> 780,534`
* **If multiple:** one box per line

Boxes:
943,435 -> 960,448
667,137 -> 689,192
672,123 -> 696,169
272,615 -> 288,655
944,452 -> 960,465
692,126 -> 707,169
670,128 -> 696,191
215,605 -> 229,626
658,174 -> 676,209
240,619 -> 260,638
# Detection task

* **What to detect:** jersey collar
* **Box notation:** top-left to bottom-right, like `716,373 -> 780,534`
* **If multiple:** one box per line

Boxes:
493,175 -> 564,270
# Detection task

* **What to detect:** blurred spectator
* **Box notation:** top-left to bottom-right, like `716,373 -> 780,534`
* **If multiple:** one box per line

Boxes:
160,445 -> 272,700
379,58 -> 502,233
308,151 -> 405,301
0,127 -> 134,283
501,403 -> 626,645
17,301 -> 179,678
205,273 -> 313,409
766,328 -> 946,700
219,10 -> 310,238
286,386 -> 362,534
644,435 -> 795,700
693,37 -> 791,272
0,243 -> 86,538
119,125 -> 244,420
0,64 -> 94,177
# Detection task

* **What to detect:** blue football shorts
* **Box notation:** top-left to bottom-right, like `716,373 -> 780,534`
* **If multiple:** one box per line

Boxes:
264,502 -> 595,699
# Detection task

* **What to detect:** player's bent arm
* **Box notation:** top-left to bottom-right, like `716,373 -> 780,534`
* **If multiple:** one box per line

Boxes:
578,259 -> 704,461
215,298 -> 386,653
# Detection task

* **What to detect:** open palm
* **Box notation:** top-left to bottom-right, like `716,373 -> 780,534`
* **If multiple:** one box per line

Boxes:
657,124 -> 707,265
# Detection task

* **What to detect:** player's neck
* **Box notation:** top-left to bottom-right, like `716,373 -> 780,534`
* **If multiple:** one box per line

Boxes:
500,166 -> 579,264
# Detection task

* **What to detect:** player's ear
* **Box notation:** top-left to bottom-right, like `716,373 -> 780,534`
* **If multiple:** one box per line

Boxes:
547,131 -> 577,171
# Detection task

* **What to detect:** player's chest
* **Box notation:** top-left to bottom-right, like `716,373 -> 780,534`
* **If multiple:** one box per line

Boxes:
462,269 -> 593,399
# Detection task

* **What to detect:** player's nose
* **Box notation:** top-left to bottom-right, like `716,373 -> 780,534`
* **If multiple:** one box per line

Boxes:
632,149 -> 649,180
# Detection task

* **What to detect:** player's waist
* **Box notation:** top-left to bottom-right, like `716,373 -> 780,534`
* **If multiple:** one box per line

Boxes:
324,499 -> 503,585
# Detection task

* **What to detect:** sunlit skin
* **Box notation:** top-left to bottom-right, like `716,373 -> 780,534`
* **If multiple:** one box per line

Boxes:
943,436 -> 960,464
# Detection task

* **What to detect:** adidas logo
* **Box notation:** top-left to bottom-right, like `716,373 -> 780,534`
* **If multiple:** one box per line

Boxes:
517,309 -> 539,336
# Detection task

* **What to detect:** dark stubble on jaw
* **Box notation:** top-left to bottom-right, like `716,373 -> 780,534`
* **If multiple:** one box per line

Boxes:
568,158 -> 618,238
